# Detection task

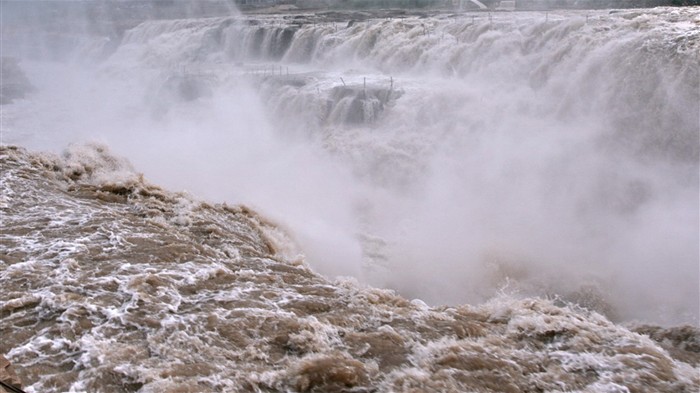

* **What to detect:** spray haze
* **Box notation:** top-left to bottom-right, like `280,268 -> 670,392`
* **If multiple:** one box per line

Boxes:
1,2 -> 698,325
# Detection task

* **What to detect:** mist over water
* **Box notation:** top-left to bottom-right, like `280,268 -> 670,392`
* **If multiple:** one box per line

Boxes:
2,2 -> 698,326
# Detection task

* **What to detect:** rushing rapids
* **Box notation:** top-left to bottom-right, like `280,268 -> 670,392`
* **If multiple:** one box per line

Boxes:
1,144 -> 698,392
1,3 -> 699,392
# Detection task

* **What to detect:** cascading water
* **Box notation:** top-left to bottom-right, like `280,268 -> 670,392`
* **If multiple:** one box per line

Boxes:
1,4 -> 699,391
4,6 -> 700,324
68,7 -> 697,324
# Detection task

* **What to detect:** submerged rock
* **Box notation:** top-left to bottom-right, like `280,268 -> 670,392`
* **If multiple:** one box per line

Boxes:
0,355 -> 23,392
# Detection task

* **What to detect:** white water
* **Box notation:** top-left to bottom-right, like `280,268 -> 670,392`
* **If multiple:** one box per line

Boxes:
2,6 -> 698,325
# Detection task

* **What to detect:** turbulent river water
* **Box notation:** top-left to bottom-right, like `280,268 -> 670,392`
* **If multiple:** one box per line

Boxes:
1,3 -> 699,392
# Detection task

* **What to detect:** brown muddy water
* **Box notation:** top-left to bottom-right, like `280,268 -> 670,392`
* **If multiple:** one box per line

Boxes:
1,145 -> 698,392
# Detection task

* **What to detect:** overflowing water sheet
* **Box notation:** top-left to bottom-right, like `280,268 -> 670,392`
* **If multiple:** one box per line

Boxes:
1,1 -> 699,391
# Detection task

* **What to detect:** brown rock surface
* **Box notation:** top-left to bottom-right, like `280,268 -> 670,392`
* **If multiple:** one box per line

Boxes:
0,355 -> 23,392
